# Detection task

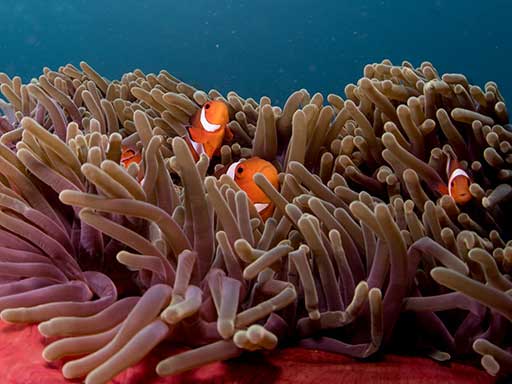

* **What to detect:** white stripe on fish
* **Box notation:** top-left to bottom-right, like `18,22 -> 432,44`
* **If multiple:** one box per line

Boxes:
200,106 -> 221,132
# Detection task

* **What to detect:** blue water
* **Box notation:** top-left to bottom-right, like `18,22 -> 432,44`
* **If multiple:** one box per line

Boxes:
1,0 -> 510,105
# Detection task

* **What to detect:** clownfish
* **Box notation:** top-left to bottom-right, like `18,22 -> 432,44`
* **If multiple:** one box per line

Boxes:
185,100 -> 233,161
225,157 -> 279,220
120,146 -> 142,168
436,154 -> 472,205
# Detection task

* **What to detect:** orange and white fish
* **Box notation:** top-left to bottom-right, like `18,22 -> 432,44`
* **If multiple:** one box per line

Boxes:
226,157 -> 279,220
120,146 -> 142,168
437,154 -> 472,205
186,100 -> 232,161
120,145 -> 144,183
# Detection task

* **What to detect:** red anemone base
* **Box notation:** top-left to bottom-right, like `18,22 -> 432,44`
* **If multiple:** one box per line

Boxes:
0,321 -> 495,384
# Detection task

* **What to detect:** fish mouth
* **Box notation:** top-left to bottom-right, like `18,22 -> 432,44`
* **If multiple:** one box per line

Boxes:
254,203 -> 270,213
455,192 -> 472,204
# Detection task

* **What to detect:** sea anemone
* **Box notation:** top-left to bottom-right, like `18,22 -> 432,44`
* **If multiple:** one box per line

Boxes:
0,59 -> 510,383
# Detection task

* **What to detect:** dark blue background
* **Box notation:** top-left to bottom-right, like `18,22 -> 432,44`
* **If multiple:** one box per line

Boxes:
1,0 -> 510,106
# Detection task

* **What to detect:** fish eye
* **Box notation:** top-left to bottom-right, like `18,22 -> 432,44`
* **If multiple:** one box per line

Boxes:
237,166 -> 244,174
204,103 -> 210,109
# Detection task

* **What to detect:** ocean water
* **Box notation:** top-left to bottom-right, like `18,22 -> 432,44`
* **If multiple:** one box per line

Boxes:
0,0 -> 510,106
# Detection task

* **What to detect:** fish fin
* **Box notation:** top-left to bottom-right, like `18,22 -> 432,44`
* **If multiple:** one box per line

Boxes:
224,125 -> 234,142
183,137 -> 201,162
435,183 -> 449,196
121,149 -> 135,161
259,203 -> 275,221
189,109 -> 201,128
204,141 -> 220,158
188,126 -> 209,143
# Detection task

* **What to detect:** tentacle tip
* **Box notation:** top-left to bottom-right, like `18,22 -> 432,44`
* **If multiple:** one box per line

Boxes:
155,362 -> 171,377
0,309 -> 12,323
481,355 -> 500,376
217,320 -> 235,339
0,308 -> 29,324
84,372 -> 104,384
20,116 -> 31,127
472,338 -> 485,350
308,310 -> 321,321
429,267 -> 447,283
61,364 -> 80,380
41,349 -> 55,363
242,270 -> 253,280
368,287 -> 382,300
160,309 -> 178,325
37,322 -> 51,336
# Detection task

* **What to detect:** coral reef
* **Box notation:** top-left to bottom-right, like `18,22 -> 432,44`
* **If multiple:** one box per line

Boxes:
0,59 -> 510,383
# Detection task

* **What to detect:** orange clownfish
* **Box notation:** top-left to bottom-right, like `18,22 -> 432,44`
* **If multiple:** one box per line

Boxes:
121,146 -> 142,168
437,155 -> 472,205
226,157 -> 279,221
185,100 -> 233,161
